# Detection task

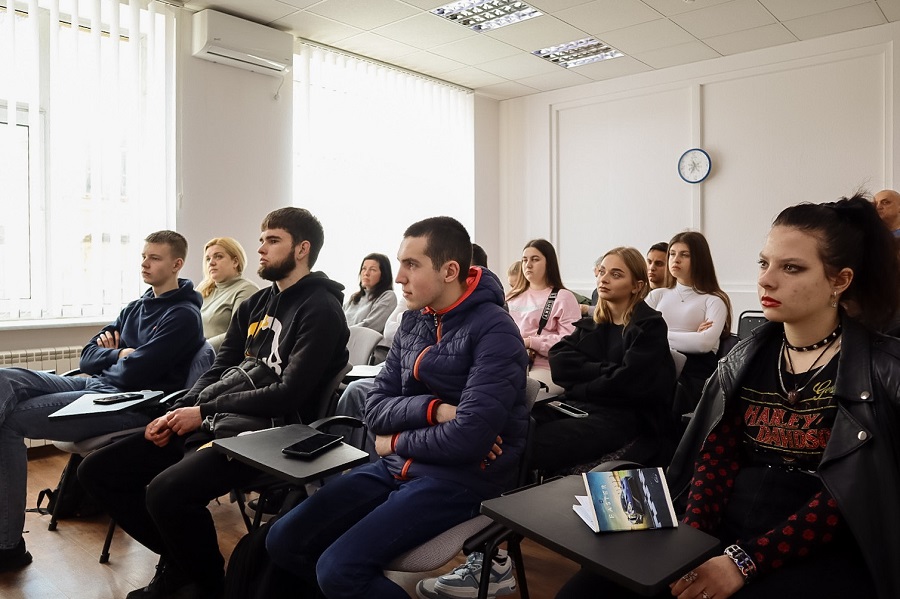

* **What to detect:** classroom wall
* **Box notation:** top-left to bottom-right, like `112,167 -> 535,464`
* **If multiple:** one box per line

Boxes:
497,21 -> 900,324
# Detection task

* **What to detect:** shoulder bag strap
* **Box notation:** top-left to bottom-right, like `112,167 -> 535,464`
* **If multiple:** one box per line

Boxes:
535,288 -> 559,336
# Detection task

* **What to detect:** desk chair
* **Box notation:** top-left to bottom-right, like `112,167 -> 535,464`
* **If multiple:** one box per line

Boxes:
737,310 -> 767,340
385,377 -> 542,599
49,341 -> 215,562
347,327 -> 383,367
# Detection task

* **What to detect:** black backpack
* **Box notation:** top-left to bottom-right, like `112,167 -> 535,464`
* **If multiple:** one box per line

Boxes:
29,454 -> 103,520
223,514 -> 308,599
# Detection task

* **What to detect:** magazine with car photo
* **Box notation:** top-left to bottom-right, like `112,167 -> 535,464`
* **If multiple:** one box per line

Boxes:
573,467 -> 678,533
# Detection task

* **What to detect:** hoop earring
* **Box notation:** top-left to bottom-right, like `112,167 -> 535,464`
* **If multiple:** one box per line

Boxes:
831,291 -> 838,309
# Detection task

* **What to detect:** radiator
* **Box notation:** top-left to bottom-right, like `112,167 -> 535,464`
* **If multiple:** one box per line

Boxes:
0,346 -> 83,448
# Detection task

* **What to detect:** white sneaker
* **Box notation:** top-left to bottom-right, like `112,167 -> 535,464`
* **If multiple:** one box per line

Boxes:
416,550 -> 517,599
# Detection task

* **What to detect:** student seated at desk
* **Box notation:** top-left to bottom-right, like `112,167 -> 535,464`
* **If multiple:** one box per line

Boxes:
265,216 -> 529,599
557,195 -> 900,599
79,208 -> 350,599
197,236 -> 258,352
343,252 -> 398,334
533,247 -> 675,473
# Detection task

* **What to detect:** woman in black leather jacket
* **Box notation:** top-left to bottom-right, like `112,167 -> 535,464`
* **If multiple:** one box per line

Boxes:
558,195 -> 900,599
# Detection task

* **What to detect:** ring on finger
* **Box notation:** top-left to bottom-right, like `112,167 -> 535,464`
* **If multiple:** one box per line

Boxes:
701,592 -> 711,599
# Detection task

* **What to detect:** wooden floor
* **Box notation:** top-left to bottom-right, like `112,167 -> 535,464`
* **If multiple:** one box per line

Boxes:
0,446 -> 579,598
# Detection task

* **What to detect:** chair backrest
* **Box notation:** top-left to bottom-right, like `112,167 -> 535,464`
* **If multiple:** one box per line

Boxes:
186,341 -> 216,388
717,334 -> 739,359
737,310 -> 767,340
313,362 -> 353,421
347,327 -> 384,367
524,377 -> 542,411
670,350 -> 687,380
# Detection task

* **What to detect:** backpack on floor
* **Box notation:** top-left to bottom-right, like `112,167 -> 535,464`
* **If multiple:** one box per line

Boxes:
223,514 -> 306,599
29,454 -> 103,520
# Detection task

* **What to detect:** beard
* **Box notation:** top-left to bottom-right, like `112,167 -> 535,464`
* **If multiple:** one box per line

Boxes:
258,253 -> 297,281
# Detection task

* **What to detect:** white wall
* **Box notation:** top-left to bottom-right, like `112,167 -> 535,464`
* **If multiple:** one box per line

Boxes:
498,22 -> 900,325
174,10 -> 293,287
474,94 -> 501,271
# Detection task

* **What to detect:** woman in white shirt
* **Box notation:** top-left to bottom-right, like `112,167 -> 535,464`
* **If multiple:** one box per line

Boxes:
197,237 -> 258,352
506,239 -> 581,393
645,231 -> 732,408
343,253 -> 398,334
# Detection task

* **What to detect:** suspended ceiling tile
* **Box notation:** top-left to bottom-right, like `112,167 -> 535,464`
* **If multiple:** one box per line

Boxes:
703,22 -> 797,54
878,0 -> 900,21
399,0 -> 447,9
305,0 -> 420,31
671,0 -> 777,39
439,66 -> 507,88
390,51 -> 468,75
574,55 -> 653,80
601,18 -> 695,54
476,80 -> 543,100
528,0 -> 596,11
516,67 -> 595,91
477,52 -> 568,79
277,0 -> 321,9
555,0 -> 662,35
336,32 -> 420,62
632,40 -> 720,69
758,0 -> 869,22
783,2 -> 887,40
374,13 -> 477,49
430,35 -> 522,64
640,0 -> 734,17
483,15 -> 591,51
275,11 -> 363,44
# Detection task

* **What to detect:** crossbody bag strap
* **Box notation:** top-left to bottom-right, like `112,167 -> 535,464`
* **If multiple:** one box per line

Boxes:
535,288 -> 559,336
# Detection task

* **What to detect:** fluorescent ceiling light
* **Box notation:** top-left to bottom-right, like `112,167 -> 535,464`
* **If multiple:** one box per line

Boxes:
532,37 -> 624,68
431,0 -> 542,32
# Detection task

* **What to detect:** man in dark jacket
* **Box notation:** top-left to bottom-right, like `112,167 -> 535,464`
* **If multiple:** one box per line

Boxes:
0,230 -> 205,573
79,208 -> 350,599
265,216 -> 529,599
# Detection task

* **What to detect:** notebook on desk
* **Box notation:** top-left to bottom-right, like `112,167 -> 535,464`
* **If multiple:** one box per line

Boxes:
48,390 -> 164,420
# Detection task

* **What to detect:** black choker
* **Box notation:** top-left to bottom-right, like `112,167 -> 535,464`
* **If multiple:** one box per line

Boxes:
784,325 -> 842,352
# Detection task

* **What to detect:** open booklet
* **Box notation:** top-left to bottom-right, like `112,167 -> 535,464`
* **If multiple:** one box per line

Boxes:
573,467 -> 678,533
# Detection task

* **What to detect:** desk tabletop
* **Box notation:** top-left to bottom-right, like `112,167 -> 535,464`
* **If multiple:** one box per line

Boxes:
481,475 -> 720,596
213,424 -> 369,485
48,390 -> 163,420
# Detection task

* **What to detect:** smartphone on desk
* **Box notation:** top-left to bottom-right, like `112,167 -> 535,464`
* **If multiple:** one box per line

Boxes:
92,392 -> 144,405
546,400 -> 589,418
282,432 -> 344,460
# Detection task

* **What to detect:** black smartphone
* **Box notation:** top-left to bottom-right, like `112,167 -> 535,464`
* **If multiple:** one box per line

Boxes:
282,432 -> 344,459
547,400 -> 589,418
92,392 -> 144,405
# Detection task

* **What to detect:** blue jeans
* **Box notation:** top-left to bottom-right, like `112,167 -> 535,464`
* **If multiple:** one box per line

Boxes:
0,368 -> 150,548
266,461 -> 483,599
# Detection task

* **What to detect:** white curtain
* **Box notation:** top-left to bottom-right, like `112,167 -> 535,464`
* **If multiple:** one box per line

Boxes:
292,42 -> 475,292
0,0 -> 172,322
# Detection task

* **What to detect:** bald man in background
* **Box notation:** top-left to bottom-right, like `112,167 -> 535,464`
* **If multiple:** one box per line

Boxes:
874,189 -> 900,237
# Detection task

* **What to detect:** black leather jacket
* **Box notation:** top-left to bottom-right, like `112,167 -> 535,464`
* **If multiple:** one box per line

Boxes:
668,316 -> 900,599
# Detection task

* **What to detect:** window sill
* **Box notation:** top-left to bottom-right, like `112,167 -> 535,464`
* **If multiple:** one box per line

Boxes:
0,317 -> 109,332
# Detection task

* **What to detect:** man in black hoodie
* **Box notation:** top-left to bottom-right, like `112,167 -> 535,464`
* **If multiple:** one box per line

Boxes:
80,208 -> 350,599
0,230 -> 205,573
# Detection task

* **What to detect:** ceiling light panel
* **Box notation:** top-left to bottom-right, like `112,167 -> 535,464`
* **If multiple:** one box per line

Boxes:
431,0 -> 543,32
532,37 -> 624,68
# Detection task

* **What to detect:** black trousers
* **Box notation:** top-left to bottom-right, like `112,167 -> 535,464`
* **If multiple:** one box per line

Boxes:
78,431 -> 262,589
531,403 -> 638,472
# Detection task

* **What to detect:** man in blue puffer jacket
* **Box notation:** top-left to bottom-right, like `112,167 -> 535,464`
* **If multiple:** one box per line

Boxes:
267,216 -> 528,599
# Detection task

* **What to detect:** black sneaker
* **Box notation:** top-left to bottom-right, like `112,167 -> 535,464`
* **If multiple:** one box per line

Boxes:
126,560 -> 189,599
0,538 -> 32,573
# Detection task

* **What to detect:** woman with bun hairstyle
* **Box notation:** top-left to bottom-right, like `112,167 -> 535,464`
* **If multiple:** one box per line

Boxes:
558,194 -> 900,599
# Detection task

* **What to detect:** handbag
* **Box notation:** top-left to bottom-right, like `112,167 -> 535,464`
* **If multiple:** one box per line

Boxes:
527,288 -> 558,368
199,358 -> 284,439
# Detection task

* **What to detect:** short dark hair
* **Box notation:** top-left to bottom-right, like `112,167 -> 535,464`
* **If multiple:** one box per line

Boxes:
403,217 -> 471,282
773,193 -> 900,330
648,242 -> 668,254
261,208 -> 325,267
144,230 -> 187,261
471,243 -> 488,268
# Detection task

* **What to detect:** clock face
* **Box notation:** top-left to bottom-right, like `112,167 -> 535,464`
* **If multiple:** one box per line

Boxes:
678,148 -> 711,184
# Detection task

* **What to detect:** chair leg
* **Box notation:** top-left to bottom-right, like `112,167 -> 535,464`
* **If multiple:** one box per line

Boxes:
100,518 -> 116,563
234,490 -> 253,533
48,453 -> 83,531
507,534 -> 529,599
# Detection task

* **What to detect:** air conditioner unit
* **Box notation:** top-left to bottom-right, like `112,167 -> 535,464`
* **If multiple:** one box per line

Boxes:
192,9 -> 293,77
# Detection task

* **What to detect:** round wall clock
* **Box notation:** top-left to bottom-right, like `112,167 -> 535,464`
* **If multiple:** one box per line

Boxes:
678,148 -> 711,184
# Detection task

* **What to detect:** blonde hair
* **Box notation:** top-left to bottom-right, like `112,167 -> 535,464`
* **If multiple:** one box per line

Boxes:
593,247 -> 649,327
197,237 -> 248,298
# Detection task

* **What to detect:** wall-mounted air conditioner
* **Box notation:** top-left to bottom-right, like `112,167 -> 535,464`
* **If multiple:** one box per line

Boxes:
192,9 -> 293,77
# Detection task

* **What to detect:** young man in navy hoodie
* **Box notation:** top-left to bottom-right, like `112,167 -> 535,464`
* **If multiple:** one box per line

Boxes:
0,230 -> 205,573
80,208 -> 350,599
265,216 -> 529,599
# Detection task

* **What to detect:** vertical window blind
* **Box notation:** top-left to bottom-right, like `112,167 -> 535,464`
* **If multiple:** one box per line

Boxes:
0,0 -> 172,323
292,42 -> 475,291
